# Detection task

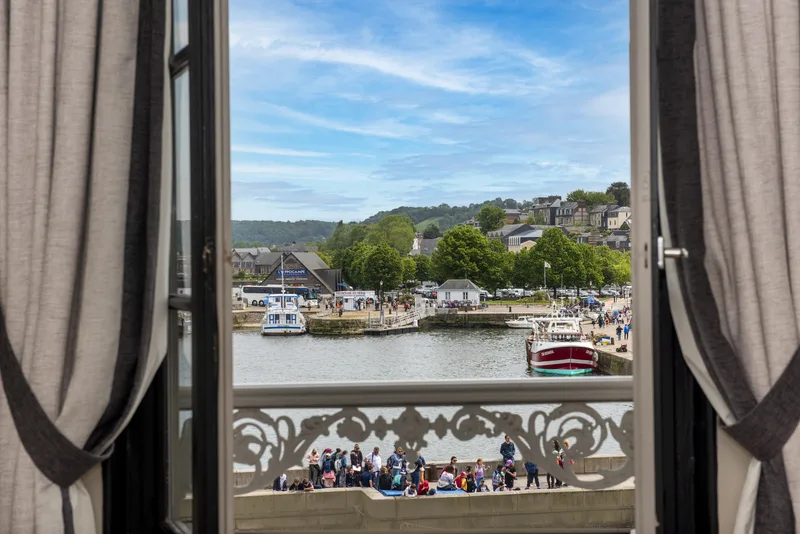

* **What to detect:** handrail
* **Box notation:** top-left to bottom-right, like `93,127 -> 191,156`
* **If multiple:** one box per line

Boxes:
178,376 -> 633,409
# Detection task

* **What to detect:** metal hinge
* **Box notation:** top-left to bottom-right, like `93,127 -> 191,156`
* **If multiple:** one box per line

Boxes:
656,236 -> 688,270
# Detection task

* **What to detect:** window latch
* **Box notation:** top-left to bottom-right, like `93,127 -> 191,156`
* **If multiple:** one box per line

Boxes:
656,236 -> 688,270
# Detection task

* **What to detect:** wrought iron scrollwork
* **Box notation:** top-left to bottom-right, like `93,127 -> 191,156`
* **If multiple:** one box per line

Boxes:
230,403 -> 633,495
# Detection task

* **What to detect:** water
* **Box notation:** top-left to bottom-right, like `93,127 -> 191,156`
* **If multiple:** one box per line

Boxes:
180,329 -> 632,466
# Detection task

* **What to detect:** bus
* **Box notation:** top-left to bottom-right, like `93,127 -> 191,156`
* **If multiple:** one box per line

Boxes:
241,285 -> 321,307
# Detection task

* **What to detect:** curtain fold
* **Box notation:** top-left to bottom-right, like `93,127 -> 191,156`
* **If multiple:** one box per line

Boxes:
0,1 -> 167,533
658,0 -> 800,532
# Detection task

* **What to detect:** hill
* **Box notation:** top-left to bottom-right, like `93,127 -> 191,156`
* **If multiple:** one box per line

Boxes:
232,220 -> 338,247
361,203 -> 492,231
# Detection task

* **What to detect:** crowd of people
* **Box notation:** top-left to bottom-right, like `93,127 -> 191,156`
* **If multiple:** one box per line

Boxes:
271,435 -> 576,496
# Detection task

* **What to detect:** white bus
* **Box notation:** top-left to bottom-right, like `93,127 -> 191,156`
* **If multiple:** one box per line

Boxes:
241,285 -> 320,307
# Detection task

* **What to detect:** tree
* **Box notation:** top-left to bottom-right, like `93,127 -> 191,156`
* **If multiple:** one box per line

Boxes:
364,215 -> 416,255
422,224 -> 442,239
511,247 -> 544,289
576,243 -> 604,288
525,213 -> 547,226
314,250 -> 334,267
401,256 -> 417,285
360,243 -> 403,292
528,228 -> 585,288
334,241 -> 372,288
475,205 -> 506,234
431,225 -> 509,292
413,254 -> 431,282
324,222 -> 369,251
605,181 -> 630,207
566,189 -> 617,208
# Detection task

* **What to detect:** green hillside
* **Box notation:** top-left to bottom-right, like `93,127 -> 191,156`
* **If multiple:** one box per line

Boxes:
415,216 -> 444,231
232,220 -> 338,247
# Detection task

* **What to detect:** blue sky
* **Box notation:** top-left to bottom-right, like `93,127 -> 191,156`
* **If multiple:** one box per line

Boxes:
228,0 -> 630,221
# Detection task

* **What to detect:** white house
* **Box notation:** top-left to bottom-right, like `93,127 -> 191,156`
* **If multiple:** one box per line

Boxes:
436,279 -> 482,306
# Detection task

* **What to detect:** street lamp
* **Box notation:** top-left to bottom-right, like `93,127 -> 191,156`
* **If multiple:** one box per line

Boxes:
380,280 -> 384,325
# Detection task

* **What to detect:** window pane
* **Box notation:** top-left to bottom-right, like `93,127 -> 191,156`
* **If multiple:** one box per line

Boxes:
172,0 -> 188,53
169,310 -> 193,522
174,70 -> 191,294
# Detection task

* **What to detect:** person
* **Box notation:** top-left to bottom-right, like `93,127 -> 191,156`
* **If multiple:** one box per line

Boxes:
350,444 -> 364,474
623,323 -> 630,340
345,466 -> 357,488
272,474 -> 288,492
437,466 -> 456,490
474,458 -> 486,490
306,448 -> 321,486
491,464 -> 504,491
366,447 -> 382,487
464,466 -> 476,493
616,324 -> 623,340
410,454 -> 426,487
454,471 -> 467,491
403,483 -> 418,497
378,467 -> 393,490
387,447 -> 406,477
504,459 -> 517,490
547,440 -> 561,489
446,456 -> 458,476
524,460 -> 540,489
300,478 -> 314,491
500,435 -> 515,464
288,477 -> 301,491
358,462 -> 374,488
321,452 -> 336,488
336,449 -> 349,487
476,478 -> 491,492
417,479 -> 431,496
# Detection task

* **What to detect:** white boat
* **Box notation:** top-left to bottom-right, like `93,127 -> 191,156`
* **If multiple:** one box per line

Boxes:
505,316 -> 538,328
260,253 -> 307,335
260,293 -> 307,335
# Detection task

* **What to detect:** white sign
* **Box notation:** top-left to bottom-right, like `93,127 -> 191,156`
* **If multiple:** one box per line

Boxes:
335,291 -> 376,298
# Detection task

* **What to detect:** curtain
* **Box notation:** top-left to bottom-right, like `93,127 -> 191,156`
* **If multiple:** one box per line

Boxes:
0,1 -> 168,533
658,0 -> 800,532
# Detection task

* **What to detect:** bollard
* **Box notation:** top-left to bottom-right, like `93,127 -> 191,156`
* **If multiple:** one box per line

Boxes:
509,306 -> 512,313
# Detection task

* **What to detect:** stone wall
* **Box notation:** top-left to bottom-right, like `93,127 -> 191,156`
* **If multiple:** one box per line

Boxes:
182,484 -> 635,531
422,313 -> 537,329
596,350 -> 633,376
306,317 -> 367,335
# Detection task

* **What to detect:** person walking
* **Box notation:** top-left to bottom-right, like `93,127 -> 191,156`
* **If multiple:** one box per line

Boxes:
500,435 -> 516,464
616,324 -> 623,341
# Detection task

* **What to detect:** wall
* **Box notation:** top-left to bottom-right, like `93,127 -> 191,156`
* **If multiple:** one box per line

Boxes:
306,317 -> 367,335
596,350 -> 633,376
185,485 -> 634,531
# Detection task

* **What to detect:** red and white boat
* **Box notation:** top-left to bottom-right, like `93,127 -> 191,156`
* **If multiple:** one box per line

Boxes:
525,309 -> 598,376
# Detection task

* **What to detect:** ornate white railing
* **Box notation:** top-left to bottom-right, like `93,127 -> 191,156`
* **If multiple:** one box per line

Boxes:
179,376 -> 634,497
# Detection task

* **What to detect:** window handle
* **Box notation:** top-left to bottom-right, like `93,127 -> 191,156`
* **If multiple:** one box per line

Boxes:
656,236 -> 688,270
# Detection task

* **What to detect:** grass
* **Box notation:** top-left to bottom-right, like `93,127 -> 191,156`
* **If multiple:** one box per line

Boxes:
415,216 -> 443,232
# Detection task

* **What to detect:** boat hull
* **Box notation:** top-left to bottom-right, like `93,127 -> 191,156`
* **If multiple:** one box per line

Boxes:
526,343 -> 597,376
261,324 -> 306,335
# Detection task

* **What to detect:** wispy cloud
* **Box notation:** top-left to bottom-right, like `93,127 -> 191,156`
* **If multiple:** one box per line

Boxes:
232,145 -> 331,157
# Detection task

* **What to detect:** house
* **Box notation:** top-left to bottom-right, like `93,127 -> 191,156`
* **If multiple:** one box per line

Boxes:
462,216 -> 481,228
253,251 -> 342,296
436,279 -> 482,306
503,208 -> 523,224
607,207 -> 632,230
487,223 -> 532,241
490,224 -> 570,252
596,232 -> 631,251
531,195 -> 562,205
507,228 -> 544,252
409,237 -> 440,257
231,247 -> 269,272
589,204 -> 619,230
553,200 -> 589,226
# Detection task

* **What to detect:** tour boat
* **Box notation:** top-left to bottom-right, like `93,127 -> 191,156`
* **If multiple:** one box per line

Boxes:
260,293 -> 307,335
525,306 -> 598,376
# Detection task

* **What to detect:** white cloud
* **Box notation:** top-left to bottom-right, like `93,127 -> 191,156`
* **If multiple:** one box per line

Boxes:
583,87 -> 629,121
232,145 -> 331,157
428,111 -> 472,125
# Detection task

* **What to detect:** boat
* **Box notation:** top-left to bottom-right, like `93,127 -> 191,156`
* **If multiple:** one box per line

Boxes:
505,316 -> 537,328
524,304 -> 598,376
260,292 -> 307,335
260,253 -> 307,335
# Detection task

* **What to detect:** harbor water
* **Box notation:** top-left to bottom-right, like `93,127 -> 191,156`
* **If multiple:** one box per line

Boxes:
180,329 -> 631,467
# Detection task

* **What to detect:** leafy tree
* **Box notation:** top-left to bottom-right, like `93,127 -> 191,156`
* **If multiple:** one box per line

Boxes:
334,242 -> 372,288
401,257 -> 417,285
232,220 -> 338,246
576,243 -> 604,288
364,215 -> 416,255
475,205 -> 506,234
324,222 -> 369,251
511,247 -> 544,289
606,181 -> 631,207
360,243 -> 403,291
413,254 -> 431,282
431,226 -> 509,292
527,228 -> 585,287
525,213 -> 547,225
422,224 -> 442,239
314,250 -> 334,267
566,189 -> 617,208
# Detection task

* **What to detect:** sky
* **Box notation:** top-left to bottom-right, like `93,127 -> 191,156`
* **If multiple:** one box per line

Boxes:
228,0 -> 630,222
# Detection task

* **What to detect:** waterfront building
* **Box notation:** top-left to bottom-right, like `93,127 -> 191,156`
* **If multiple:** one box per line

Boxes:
253,251 -> 342,297
436,279 -> 482,306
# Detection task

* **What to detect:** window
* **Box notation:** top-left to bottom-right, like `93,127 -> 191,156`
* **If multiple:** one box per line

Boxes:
462,292 -> 469,300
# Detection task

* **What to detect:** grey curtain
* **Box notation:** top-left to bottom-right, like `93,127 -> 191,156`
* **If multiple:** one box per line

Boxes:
0,1 -> 168,533
659,0 -> 800,532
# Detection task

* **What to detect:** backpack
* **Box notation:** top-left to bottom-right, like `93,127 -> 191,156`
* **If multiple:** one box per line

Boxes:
392,474 -> 404,490
492,470 -> 503,486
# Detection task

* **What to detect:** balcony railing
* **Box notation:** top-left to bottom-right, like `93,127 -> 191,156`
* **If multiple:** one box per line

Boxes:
178,376 -> 634,497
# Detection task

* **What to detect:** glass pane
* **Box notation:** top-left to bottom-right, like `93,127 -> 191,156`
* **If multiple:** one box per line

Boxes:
172,0 -> 188,53
169,310 -> 193,521
174,70 -> 191,294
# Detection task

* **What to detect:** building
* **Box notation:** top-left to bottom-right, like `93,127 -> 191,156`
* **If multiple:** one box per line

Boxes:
589,204 -> 619,230
436,279 -> 482,306
503,208 -> 523,224
253,251 -> 341,296
408,237 -> 440,257
489,224 -> 570,252
607,206 -> 632,230
231,247 -> 269,272
554,200 -> 589,226
596,231 -> 631,251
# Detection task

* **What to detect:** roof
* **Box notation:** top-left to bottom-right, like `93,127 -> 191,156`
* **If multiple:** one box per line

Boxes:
610,206 -> 631,214
232,247 -> 269,257
560,201 -> 578,210
409,238 -> 440,256
503,208 -> 521,215
487,223 -> 531,237
514,229 -> 544,239
255,251 -> 330,270
437,279 -> 482,291
590,204 -> 618,214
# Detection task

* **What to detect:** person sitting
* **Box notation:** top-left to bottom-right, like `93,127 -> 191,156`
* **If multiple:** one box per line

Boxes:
402,483 -> 418,497
300,478 -> 314,491
272,474 -> 288,492
288,477 -> 301,491
436,466 -> 456,490
417,479 -> 431,496
378,467 -> 393,490
476,479 -> 491,492
358,463 -> 374,489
